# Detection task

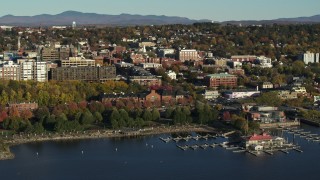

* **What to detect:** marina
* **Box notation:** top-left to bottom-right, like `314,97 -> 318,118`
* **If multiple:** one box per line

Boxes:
158,125 -> 320,157
0,124 -> 319,180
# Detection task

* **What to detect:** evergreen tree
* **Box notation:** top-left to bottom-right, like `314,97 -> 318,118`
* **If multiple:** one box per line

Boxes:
93,111 -> 103,123
151,108 -> 160,121
80,110 -> 94,125
110,109 -> 121,129
142,109 -> 152,122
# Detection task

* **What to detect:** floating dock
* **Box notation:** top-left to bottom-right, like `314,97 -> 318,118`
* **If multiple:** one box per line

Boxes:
279,149 -> 289,154
293,148 -> 303,153
264,150 -> 274,155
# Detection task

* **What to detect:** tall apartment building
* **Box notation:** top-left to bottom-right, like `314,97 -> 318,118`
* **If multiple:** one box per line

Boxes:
19,59 -> 47,82
178,49 -> 199,62
50,66 -> 116,82
205,73 -> 237,88
303,51 -> 320,64
0,61 -> 20,80
41,47 -> 60,62
61,57 -> 95,67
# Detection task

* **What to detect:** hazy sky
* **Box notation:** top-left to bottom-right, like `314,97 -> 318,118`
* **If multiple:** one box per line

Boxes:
1,0 -> 320,21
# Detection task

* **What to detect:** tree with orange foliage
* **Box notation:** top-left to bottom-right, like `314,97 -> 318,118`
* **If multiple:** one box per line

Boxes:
8,106 -> 20,117
0,110 -> 8,122
20,109 -> 33,121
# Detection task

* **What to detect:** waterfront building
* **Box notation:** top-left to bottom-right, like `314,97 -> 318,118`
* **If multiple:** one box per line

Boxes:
245,105 -> 286,123
243,133 -> 285,151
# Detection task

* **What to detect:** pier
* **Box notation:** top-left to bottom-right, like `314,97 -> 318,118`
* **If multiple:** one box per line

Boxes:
190,145 -> 199,150
279,149 -> 289,154
200,144 -> 209,149
264,150 -> 274,155
260,121 -> 300,129
293,147 -> 303,153
160,134 -> 217,143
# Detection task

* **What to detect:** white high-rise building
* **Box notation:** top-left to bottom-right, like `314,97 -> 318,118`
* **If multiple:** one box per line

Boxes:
19,59 -> 47,82
34,61 -> 47,82
303,51 -> 319,64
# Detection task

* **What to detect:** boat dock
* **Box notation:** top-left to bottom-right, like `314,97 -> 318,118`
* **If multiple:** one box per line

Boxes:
293,147 -> 303,153
279,149 -> 289,154
159,134 -> 217,143
264,150 -> 274,155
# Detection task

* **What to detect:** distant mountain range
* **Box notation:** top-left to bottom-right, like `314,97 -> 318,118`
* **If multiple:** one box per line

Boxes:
0,11 -> 320,26
223,14 -> 320,25
0,11 -> 210,26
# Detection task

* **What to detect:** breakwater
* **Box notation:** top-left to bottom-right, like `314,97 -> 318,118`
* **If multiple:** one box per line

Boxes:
300,119 -> 320,127
259,121 -> 300,129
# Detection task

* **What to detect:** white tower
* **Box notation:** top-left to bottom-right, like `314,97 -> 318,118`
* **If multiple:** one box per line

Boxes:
18,36 -> 21,50
143,45 -> 146,53
18,31 -> 22,50
72,21 -> 76,29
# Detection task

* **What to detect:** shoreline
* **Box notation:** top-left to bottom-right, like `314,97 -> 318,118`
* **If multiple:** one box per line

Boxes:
0,125 -> 218,161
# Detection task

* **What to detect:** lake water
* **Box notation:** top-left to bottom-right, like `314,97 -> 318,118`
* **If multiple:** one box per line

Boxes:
1,124 -> 320,180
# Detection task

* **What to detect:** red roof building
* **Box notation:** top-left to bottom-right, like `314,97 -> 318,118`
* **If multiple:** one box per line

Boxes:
247,133 -> 272,141
243,133 -> 282,151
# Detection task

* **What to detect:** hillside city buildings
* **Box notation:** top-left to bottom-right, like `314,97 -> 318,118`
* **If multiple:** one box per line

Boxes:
0,24 -> 317,108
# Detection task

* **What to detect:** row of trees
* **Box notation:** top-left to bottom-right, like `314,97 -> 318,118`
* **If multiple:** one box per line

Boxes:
1,99 -> 222,133
0,80 -> 142,107
109,108 -> 160,129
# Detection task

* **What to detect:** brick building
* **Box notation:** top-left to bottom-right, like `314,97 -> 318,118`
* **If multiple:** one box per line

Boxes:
129,76 -> 162,86
178,49 -> 199,62
205,73 -> 237,88
41,47 -> 60,62
231,55 -> 256,62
